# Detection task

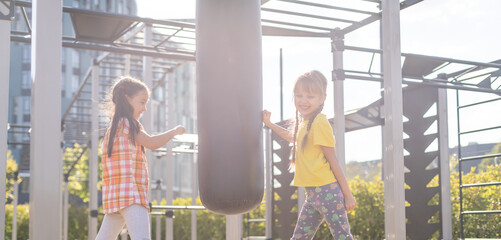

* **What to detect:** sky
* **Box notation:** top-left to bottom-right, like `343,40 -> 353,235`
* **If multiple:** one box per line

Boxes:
137,0 -> 501,162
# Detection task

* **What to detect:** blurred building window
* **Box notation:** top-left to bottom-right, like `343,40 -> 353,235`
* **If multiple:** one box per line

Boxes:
21,71 -> 31,90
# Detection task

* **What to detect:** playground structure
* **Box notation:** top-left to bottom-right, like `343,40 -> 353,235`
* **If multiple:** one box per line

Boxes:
1,0 -> 501,240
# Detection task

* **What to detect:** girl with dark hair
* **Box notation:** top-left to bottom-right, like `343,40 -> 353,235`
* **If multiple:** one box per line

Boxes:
96,76 -> 185,240
263,70 -> 356,240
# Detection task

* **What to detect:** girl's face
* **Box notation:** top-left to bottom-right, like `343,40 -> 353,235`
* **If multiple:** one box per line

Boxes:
126,90 -> 149,120
294,85 -> 325,120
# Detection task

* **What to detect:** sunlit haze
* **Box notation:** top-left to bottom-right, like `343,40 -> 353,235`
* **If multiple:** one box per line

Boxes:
137,0 -> 501,162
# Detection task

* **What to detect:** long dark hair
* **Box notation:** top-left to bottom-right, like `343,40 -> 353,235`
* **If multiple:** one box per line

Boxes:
290,70 -> 327,169
106,76 -> 149,157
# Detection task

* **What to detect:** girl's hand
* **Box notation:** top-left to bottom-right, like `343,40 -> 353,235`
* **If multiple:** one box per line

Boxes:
175,126 -> 186,135
344,193 -> 357,212
262,110 -> 294,143
262,110 -> 272,126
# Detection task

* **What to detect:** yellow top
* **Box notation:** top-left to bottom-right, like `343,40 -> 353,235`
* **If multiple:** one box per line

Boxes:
292,114 -> 337,187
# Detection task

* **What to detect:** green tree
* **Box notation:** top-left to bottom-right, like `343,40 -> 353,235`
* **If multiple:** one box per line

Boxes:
478,142 -> 501,171
150,196 -> 266,240
5,150 -> 22,202
63,143 -> 102,203
5,203 -> 90,240
168,197 -> 226,240
243,196 -> 266,238
450,165 -> 501,239
346,160 -> 382,181
4,204 -> 30,240
67,204 -> 91,240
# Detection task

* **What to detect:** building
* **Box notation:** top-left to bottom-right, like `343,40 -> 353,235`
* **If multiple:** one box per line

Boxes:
7,0 -> 148,204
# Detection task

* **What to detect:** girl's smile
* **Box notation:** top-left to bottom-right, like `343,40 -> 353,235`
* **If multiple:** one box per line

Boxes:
126,90 -> 149,120
294,87 -> 325,120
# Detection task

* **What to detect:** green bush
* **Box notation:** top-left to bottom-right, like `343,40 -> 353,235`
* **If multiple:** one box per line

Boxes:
170,197 -> 224,240
168,197 -> 262,239
314,165 -> 500,239
4,203 -> 91,240
150,197 -> 266,240
243,198 -> 266,238
450,165 -> 501,239
67,205 -> 91,240
4,204 -> 29,240
313,176 -> 385,240
347,176 -> 385,240
4,165 -> 499,239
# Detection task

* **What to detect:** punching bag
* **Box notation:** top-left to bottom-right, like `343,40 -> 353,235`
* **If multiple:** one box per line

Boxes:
196,0 -> 264,215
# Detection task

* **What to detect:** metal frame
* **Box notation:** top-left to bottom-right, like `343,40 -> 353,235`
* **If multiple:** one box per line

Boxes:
29,1 -> 63,239
269,126 -> 296,239
7,2 -> 197,240
381,3 -> 406,239
403,86 -> 441,239
88,63 -> 99,239
260,0 -> 423,37
332,28 -> 347,172
10,0 -> 500,148
258,1 -> 500,239
0,2 -> 14,235
438,86 -> 453,240
3,0 -> 501,239
0,0 -> 15,20
11,1 -> 196,62
455,94 -> 501,239
342,45 -> 501,94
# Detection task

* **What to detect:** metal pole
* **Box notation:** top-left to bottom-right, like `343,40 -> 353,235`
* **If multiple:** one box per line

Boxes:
155,178 -> 161,240
192,143 -> 198,240
165,73 -> 174,240
437,74 -> 452,240
279,48 -> 283,121
226,214 -> 243,240
265,128 -> 273,239
381,1 -> 406,239
12,175 -> 18,240
142,24 -> 155,240
29,0 -> 63,238
153,100 -> 162,240
0,11 -> 13,238
11,36 -> 196,61
63,179 -> 69,240
379,2 -> 385,183
143,23 -> 154,203
331,28 -> 346,172
88,63 -> 99,240
125,53 -> 131,75
456,89 -> 464,239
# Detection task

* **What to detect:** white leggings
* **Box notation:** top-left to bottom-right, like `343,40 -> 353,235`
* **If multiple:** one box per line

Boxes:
96,204 -> 151,240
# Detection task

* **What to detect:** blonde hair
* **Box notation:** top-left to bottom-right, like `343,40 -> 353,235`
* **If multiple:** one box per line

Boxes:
290,70 -> 327,169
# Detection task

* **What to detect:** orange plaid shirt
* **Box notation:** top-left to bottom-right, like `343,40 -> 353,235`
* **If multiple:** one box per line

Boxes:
101,118 -> 149,214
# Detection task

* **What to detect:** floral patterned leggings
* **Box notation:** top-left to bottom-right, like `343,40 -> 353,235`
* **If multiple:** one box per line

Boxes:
291,182 -> 353,240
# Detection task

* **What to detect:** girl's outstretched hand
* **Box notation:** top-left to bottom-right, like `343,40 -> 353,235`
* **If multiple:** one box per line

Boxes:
262,110 -> 272,126
262,110 -> 293,143
344,193 -> 357,212
175,125 -> 186,135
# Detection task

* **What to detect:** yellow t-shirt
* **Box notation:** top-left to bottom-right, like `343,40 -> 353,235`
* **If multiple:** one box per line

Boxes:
292,113 -> 337,187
